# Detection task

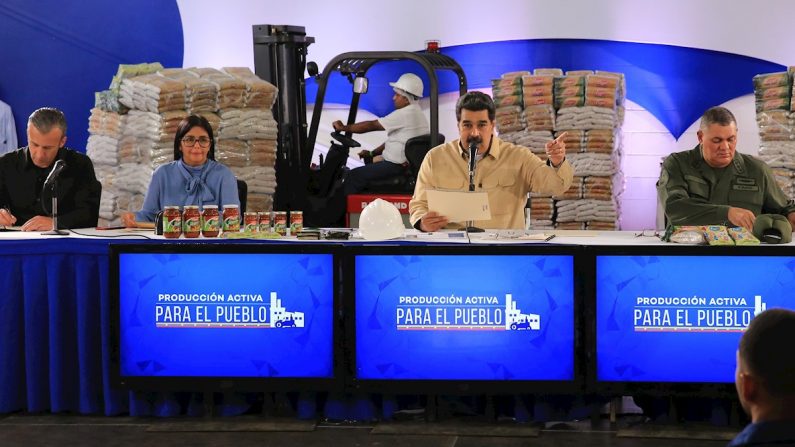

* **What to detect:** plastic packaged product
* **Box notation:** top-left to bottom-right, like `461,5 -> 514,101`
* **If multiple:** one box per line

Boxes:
494,95 -> 523,107
556,97 -> 585,108
668,225 -> 706,244
492,84 -> 524,98
585,97 -> 616,108
521,75 -> 554,87
753,72 -> 790,90
534,68 -> 563,76
554,76 -> 586,88
523,95 -> 554,106
727,226 -> 760,245
702,225 -> 735,246
586,75 -> 619,90
555,85 -> 585,97
492,78 -> 522,90
523,86 -> 554,97
501,71 -> 531,81
755,85 -> 791,100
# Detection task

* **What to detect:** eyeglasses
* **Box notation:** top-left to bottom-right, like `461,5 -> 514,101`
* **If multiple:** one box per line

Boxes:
634,229 -> 661,238
181,136 -> 212,148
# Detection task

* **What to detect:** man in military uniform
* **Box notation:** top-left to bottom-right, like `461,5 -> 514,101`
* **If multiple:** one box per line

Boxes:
657,106 -> 795,230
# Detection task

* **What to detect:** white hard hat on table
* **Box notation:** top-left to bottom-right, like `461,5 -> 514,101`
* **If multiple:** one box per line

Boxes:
359,199 -> 405,240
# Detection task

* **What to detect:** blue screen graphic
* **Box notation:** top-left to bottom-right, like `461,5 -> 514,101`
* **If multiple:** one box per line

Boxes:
355,254 -> 575,381
118,253 -> 334,378
597,255 -> 795,383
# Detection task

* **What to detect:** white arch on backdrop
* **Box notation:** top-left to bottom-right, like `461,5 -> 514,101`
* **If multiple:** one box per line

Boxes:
177,0 -> 795,69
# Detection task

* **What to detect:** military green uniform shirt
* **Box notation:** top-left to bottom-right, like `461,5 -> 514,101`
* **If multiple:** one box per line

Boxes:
657,145 -> 795,225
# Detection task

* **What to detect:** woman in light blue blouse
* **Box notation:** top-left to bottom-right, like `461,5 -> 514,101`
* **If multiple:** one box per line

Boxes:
121,115 -> 239,226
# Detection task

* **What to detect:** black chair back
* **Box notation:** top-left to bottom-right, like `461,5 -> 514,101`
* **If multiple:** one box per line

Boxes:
237,179 -> 248,213
405,133 -> 445,180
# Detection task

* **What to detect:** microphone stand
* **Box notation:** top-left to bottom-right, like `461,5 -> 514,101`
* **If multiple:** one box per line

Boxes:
42,178 -> 68,236
459,144 -> 484,233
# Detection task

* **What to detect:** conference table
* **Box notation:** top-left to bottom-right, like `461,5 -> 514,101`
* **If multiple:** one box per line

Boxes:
0,228 -> 790,417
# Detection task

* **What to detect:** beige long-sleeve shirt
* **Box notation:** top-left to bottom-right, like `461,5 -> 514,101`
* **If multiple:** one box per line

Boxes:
410,136 -> 574,229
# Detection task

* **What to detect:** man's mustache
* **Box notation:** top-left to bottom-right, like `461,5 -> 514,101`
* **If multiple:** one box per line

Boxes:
466,136 -> 482,145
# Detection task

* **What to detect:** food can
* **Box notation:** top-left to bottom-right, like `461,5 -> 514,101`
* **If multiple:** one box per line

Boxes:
273,211 -> 288,236
244,211 -> 259,232
289,211 -> 303,234
258,211 -> 271,232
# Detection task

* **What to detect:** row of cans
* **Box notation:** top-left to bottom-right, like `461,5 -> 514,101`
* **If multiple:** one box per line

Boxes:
244,210 -> 303,235
162,205 -> 303,239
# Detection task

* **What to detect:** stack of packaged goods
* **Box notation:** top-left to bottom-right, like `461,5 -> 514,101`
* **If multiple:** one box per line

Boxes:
87,64 -> 278,225
495,70 -> 557,229
190,67 -> 247,110
86,108 -> 123,225
495,68 -> 625,230
88,63 -> 166,226
754,71 -> 795,197
520,72 -> 556,154
218,67 -> 278,212
159,68 -> 218,114
216,108 -> 278,211
492,72 -> 528,149
115,109 -> 189,221
222,67 -> 278,109
119,74 -> 186,113
553,70 -> 624,230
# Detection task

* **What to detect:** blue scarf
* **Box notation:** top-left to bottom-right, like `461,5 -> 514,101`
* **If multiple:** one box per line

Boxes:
180,159 -> 216,202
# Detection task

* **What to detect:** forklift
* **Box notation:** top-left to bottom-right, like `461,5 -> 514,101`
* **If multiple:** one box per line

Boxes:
253,25 -> 467,226
303,51 -> 467,226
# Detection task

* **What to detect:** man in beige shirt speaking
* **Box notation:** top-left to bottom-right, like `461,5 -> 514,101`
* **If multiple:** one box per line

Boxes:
410,91 -> 573,231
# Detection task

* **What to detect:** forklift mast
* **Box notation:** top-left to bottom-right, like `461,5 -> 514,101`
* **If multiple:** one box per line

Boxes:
252,24 -> 314,211
305,51 -> 468,167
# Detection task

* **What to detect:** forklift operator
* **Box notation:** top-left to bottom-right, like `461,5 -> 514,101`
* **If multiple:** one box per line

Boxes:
332,73 -> 429,195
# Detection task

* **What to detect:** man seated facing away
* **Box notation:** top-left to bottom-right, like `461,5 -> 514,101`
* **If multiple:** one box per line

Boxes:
409,91 -> 573,231
0,107 -> 100,231
658,106 -> 795,231
729,308 -> 795,446
332,73 -> 429,195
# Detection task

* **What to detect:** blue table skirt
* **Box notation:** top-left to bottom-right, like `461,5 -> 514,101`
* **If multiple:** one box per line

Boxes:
0,237 -> 654,421
0,238 -> 420,418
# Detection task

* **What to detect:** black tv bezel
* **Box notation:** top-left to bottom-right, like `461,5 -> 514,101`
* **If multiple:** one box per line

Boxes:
109,242 -> 345,392
343,243 -> 586,395
585,244 -> 795,398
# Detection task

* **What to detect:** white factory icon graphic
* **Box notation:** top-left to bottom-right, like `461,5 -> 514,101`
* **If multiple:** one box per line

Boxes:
505,294 -> 540,331
270,292 -> 305,328
754,295 -> 766,316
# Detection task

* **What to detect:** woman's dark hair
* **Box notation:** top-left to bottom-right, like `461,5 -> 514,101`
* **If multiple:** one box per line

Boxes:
174,114 -> 215,161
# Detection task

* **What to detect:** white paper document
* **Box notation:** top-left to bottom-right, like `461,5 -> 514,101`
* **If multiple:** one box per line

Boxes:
426,189 -> 491,223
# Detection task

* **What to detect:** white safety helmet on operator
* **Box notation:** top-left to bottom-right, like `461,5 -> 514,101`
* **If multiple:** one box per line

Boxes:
389,73 -> 424,99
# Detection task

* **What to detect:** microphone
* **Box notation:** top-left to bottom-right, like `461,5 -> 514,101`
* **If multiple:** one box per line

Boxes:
43,160 -> 67,188
468,141 -> 478,192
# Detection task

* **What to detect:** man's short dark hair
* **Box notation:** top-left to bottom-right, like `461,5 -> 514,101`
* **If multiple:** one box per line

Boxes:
28,107 -> 67,135
739,308 -> 795,396
456,91 -> 495,122
699,106 -> 737,130
173,114 -> 215,161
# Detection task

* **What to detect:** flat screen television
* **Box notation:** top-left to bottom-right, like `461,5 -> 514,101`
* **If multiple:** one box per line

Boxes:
591,246 -> 795,396
109,243 -> 341,391
347,245 -> 582,394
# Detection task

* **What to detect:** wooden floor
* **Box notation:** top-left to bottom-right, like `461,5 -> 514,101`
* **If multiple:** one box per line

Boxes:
0,413 -> 739,447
